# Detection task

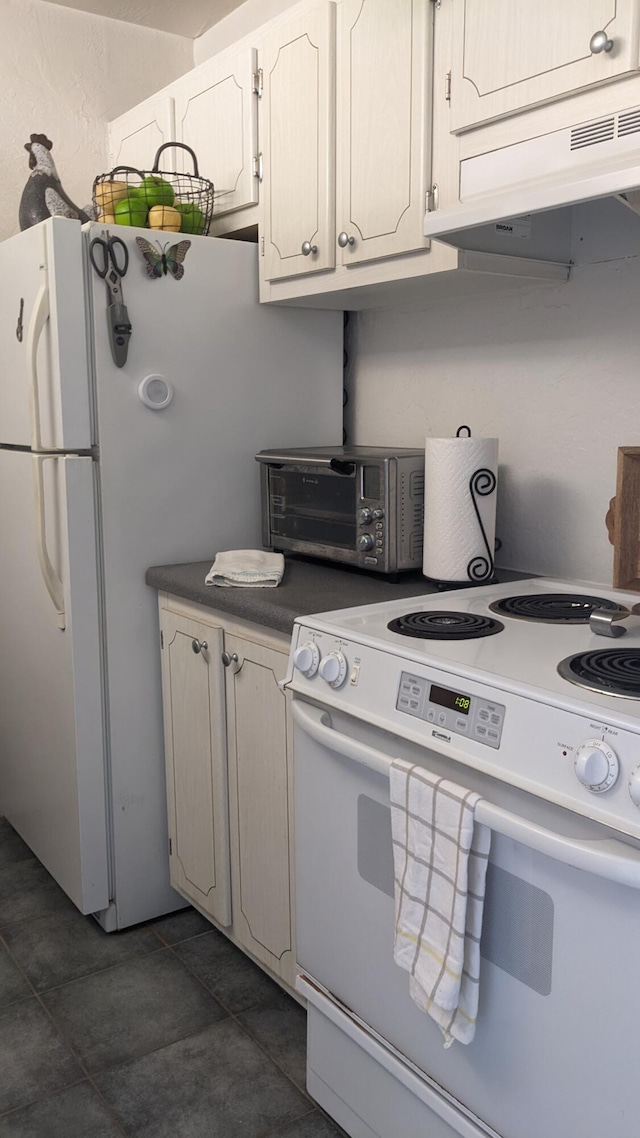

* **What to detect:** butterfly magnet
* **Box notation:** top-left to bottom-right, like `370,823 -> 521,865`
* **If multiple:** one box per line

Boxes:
135,237 -> 192,281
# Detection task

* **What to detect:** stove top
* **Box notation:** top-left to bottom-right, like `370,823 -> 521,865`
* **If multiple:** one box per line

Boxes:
294,577 -> 640,722
288,577 -> 640,836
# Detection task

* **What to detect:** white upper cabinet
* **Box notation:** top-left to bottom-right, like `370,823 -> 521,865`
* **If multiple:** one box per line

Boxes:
336,0 -> 431,265
172,46 -> 259,217
259,0 -> 431,286
450,0 -> 640,133
108,94 -> 176,173
260,2 -> 336,281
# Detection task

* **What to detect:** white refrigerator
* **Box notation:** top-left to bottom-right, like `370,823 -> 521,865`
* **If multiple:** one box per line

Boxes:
0,217 -> 343,930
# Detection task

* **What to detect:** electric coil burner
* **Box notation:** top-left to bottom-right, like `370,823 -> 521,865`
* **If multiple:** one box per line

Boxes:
558,649 -> 640,699
387,611 -> 504,639
489,592 -> 625,623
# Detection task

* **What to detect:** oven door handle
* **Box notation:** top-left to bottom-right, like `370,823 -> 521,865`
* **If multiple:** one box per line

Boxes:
293,700 -> 640,890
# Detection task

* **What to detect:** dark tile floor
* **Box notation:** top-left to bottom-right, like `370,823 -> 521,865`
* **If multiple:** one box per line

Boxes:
0,819 -> 347,1137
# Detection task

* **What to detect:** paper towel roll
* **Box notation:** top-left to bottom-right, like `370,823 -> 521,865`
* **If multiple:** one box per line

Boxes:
422,434 -> 498,585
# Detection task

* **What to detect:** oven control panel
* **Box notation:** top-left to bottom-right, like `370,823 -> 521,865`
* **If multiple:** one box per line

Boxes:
396,671 -> 506,749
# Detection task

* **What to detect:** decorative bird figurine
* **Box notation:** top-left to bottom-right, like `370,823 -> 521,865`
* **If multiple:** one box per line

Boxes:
19,134 -> 90,231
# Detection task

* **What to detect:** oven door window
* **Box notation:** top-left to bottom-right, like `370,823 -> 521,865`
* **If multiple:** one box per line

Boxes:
269,469 -> 356,548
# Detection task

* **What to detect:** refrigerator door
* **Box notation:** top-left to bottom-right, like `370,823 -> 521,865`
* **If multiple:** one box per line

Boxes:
0,219 -> 91,450
0,449 -> 109,913
86,222 -> 343,927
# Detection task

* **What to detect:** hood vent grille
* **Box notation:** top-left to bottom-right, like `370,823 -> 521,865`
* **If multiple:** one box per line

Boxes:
618,108 -> 640,137
570,117 -> 615,150
570,107 -> 640,151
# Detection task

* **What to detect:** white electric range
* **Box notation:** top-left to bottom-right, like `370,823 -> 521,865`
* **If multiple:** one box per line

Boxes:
286,577 -> 640,1138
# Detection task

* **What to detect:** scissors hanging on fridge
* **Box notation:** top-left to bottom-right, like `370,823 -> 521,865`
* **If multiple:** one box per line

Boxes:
89,230 -> 132,368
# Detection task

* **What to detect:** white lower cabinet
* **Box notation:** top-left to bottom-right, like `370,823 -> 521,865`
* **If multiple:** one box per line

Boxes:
158,594 -> 296,992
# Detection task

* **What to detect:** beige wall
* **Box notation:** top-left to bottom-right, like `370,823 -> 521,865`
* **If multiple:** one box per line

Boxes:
194,0 -> 297,61
0,0 -> 193,241
345,199 -> 640,586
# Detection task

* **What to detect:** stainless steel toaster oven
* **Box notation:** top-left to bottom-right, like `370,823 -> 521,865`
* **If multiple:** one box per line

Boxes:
256,446 -> 424,574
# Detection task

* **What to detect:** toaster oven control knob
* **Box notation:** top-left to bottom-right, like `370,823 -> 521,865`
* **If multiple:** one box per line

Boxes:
358,534 -> 374,552
319,651 -> 348,688
574,740 -> 619,793
358,508 -> 372,525
293,642 -> 320,678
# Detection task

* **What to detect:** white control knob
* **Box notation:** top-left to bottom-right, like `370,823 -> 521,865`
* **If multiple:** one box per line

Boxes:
293,642 -> 320,678
318,651 -> 348,688
574,739 -> 619,793
629,766 -> 640,808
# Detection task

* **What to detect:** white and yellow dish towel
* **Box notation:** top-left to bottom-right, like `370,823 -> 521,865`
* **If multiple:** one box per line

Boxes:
205,550 -> 285,588
390,760 -> 491,1048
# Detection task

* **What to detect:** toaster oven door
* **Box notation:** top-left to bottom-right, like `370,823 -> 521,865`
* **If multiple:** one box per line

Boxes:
267,465 -> 358,551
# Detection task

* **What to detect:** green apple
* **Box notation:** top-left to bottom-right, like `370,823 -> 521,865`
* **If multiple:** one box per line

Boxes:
114,196 -> 149,226
175,201 -> 206,235
140,176 -> 175,207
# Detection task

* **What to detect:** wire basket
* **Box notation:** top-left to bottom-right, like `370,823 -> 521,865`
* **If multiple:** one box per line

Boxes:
92,143 -> 214,236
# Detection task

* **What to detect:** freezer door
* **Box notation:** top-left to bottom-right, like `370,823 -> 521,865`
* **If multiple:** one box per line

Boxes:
0,449 -> 109,913
0,218 -> 91,450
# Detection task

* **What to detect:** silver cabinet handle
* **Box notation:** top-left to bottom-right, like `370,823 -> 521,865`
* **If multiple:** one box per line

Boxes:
338,231 -> 355,248
192,638 -> 208,654
221,651 -> 239,667
590,30 -> 614,53
301,241 -> 318,256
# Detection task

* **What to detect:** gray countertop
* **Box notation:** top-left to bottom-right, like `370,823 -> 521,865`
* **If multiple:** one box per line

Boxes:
146,558 -> 532,635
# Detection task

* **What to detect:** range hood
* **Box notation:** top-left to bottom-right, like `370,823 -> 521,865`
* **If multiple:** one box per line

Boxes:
425,102 -> 640,240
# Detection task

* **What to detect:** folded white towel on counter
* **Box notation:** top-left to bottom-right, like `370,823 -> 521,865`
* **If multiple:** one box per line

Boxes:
390,760 -> 491,1048
205,549 -> 285,588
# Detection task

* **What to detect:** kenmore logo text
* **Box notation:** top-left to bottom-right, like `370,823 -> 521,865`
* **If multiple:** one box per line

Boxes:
432,730 -> 451,743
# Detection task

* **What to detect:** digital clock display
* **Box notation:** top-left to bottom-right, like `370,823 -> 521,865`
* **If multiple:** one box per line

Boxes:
429,683 -> 472,716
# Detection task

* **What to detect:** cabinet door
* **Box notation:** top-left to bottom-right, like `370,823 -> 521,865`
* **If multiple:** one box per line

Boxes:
173,46 -> 259,218
224,635 -> 295,986
108,94 -> 176,172
261,2 -> 336,281
450,0 -> 640,133
336,0 -> 431,265
160,610 -> 232,926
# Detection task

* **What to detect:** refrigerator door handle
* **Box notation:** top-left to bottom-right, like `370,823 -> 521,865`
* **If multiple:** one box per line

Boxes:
32,454 -> 66,630
26,269 -> 50,452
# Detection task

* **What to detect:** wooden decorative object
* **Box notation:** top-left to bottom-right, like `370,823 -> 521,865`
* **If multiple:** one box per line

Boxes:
609,447 -> 640,591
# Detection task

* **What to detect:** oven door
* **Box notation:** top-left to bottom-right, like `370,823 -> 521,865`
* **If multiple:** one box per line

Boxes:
266,464 -> 358,553
293,697 -> 640,1138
